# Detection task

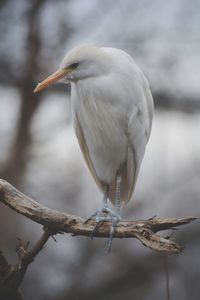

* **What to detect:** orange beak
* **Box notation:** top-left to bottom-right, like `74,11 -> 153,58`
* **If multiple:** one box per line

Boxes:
33,69 -> 69,93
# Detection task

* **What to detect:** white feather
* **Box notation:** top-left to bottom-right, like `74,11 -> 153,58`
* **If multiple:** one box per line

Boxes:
63,45 -> 154,204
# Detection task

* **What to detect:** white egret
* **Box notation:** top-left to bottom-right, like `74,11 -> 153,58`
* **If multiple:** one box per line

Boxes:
34,44 -> 154,252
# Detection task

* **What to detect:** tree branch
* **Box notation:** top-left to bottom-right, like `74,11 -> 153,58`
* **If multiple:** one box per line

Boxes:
0,179 -> 197,255
0,178 -> 198,298
0,228 -> 52,300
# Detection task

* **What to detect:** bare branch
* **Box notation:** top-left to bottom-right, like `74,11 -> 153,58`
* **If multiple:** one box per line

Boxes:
0,228 -> 52,300
0,179 -> 197,255
0,178 -> 198,298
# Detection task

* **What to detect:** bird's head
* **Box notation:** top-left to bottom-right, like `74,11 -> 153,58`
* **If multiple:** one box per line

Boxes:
34,44 -> 110,93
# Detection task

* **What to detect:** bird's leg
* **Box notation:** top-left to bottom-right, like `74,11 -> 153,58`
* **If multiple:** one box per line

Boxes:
84,180 -> 122,253
87,185 -> 112,239
84,185 -> 118,238
107,175 -> 122,254
84,185 -> 109,221
115,175 -> 121,216
102,184 -> 109,210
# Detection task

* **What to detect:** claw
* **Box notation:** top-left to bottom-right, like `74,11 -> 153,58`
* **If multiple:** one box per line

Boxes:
83,210 -> 100,224
90,220 -> 103,240
84,206 -> 121,252
84,180 -> 122,253
106,216 -> 120,254
84,207 -> 111,239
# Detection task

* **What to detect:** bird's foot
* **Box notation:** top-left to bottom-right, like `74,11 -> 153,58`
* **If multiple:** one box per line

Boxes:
84,207 -> 121,253
106,215 -> 120,254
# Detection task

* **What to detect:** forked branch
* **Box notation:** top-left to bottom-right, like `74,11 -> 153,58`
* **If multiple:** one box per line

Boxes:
0,178 -> 198,299
0,229 -> 52,300
0,179 -> 197,254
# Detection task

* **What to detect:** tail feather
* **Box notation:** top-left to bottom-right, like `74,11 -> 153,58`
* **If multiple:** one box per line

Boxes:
108,146 -> 138,207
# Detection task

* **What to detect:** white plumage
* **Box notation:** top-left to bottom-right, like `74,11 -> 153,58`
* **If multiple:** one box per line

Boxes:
65,45 -> 154,205
34,44 -> 154,250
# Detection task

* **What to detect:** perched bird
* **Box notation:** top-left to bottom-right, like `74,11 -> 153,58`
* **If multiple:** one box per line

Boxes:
34,44 -> 154,252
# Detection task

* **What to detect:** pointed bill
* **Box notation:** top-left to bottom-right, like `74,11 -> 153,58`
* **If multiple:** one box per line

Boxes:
33,69 -> 69,93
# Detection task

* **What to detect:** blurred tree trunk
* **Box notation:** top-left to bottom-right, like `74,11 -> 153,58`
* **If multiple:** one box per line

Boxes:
1,0 -> 46,186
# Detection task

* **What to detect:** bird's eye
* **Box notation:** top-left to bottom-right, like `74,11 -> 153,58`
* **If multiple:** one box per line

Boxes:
68,62 -> 79,70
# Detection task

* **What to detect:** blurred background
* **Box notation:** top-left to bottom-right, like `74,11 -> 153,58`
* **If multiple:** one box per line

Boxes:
0,0 -> 200,299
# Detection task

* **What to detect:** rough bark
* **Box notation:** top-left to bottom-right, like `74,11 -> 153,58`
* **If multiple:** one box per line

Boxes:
0,179 -> 197,252
0,178 -> 197,299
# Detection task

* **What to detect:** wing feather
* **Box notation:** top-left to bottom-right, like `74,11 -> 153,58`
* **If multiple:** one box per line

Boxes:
74,114 -> 105,192
108,146 -> 137,207
109,82 -> 153,207
74,113 -> 137,206
72,72 -> 153,208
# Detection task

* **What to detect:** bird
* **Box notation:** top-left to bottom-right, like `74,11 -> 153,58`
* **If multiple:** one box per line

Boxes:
34,44 -> 154,253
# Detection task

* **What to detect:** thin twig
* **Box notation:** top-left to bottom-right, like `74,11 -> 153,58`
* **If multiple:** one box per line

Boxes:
163,255 -> 171,300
